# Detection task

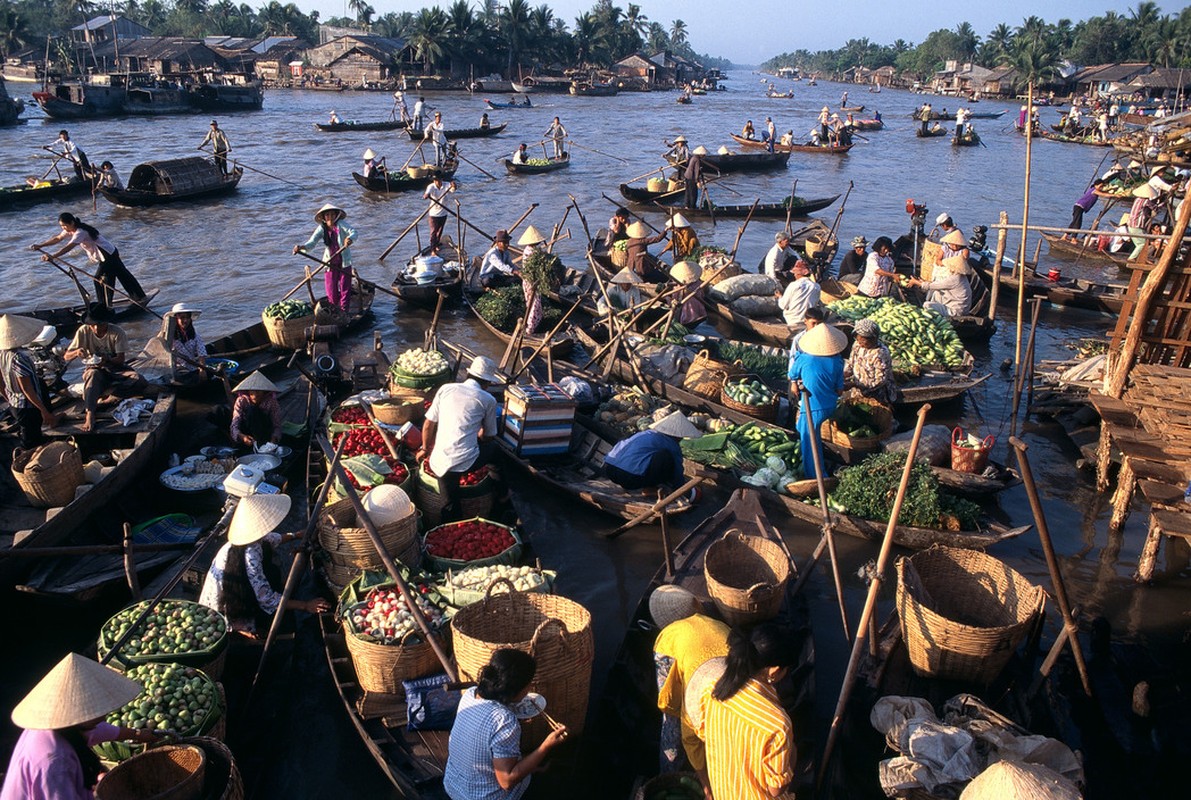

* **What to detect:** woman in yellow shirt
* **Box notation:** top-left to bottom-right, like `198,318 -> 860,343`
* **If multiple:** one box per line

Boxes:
696,623 -> 798,800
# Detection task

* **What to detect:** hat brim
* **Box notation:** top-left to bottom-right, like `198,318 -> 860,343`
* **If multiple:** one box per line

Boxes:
315,204 -> 346,222
0,314 -> 50,350
684,656 -> 727,730
234,371 -> 282,394
799,324 -> 849,356
228,493 -> 292,546
11,654 -> 143,731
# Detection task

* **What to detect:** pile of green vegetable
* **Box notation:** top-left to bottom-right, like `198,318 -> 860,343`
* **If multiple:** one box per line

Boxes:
681,421 -> 801,479
647,322 -> 692,346
826,296 -> 965,369
714,341 -> 787,387
781,195 -> 808,208
829,451 -> 981,530
474,286 -> 564,333
524,158 -> 555,166
263,299 -> 314,320
521,250 -> 562,296
724,376 -> 776,407
833,403 -> 880,438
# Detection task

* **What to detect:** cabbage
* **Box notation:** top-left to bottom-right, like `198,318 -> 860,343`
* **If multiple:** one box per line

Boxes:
753,467 -> 781,488
765,456 -> 788,474
742,474 -> 769,487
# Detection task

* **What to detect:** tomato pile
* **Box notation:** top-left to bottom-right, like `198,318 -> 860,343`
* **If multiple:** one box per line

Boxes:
421,459 -> 490,487
425,520 -> 517,561
331,426 -> 410,490
331,406 -> 370,425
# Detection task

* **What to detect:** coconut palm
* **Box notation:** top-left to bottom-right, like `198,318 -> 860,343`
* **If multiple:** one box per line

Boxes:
983,23 -> 1014,64
499,0 -> 531,74
669,18 -> 687,47
409,6 -> 449,72
0,5 -> 32,59
645,21 -> 668,53
953,22 -> 979,61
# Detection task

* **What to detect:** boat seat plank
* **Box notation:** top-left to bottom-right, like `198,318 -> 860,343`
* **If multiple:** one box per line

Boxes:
1150,508 -> 1191,539
1139,480 -> 1185,505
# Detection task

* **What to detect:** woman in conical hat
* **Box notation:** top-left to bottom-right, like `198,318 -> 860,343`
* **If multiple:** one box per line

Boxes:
625,220 -> 667,282
788,324 -> 846,479
199,494 -> 328,635
661,213 -> 700,260
0,314 -> 59,447
230,370 -> 283,450
2,653 -> 161,798
294,203 -> 357,311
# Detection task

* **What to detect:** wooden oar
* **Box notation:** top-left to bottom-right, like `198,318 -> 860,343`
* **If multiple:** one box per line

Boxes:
783,179 -> 799,235
425,290 -> 447,351
701,180 -> 717,227
379,208 -> 430,262
730,200 -> 761,259
316,434 -> 457,681
455,149 -> 497,180
247,435 -> 347,699
605,477 -> 705,538
34,247 -> 93,307
505,202 -> 540,239
227,157 -> 304,187
1010,436 -> 1093,697
399,140 -> 426,172
624,163 -> 672,185
565,139 -> 628,163
35,249 -> 162,318
818,404 -> 932,788
508,297 -> 585,381
800,388 -> 851,641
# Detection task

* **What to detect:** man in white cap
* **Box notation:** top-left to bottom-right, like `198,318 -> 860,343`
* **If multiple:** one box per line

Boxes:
419,356 -> 503,521
198,119 -> 231,175
604,410 -> 699,495
0,314 -> 59,447
64,314 -> 143,433
776,259 -> 821,326
935,212 -> 961,240
423,110 -> 449,167
328,109 -> 341,124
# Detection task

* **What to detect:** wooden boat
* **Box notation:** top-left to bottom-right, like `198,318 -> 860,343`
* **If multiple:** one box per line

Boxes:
569,81 -> 618,96
511,76 -> 573,94
504,153 -> 571,174
898,370 -> 991,405
0,393 -> 177,587
391,237 -> 466,307
853,118 -> 884,131
730,133 -> 854,154
20,288 -> 162,339
916,127 -> 949,138
676,94 -> 692,104
840,104 -> 865,112
618,182 -> 839,218
0,76 -> 24,124
406,122 -> 508,140
484,97 -> 532,109
907,110 -> 1006,121
315,118 -> 408,132
462,270 -> 577,359
99,157 -> 242,207
353,161 -> 459,193
702,297 -> 792,348
499,415 -> 693,520
0,177 -> 93,212
664,149 -> 791,173
952,130 -> 982,147
1119,112 -> 1153,126
1037,128 -> 1112,147
766,90 -> 794,99
583,489 -> 816,796
973,259 -> 1127,315
1042,231 -> 1130,269
932,462 -> 1019,499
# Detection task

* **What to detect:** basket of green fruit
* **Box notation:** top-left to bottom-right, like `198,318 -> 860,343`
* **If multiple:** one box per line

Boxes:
94,663 -> 223,763
720,374 -> 779,422
821,393 -> 893,459
98,600 -> 229,679
261,299 -> 315,350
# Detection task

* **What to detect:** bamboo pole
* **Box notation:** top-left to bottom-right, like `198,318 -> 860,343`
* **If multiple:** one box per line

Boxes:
1011,297 -> 1042,438
800,389 -> 850,642
989,210 -> 1008,320
605,477 -> 706,538
379,208 -> 431,262
508,298 -> 585,381
1015,82 -> 1034,374
986,222 -> 1186,242
818,404 -> 932,787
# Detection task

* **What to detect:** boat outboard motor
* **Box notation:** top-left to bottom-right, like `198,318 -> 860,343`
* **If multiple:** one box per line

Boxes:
28,324 -> 67,390
969,225 -> 988,252
905,198 -> 928,238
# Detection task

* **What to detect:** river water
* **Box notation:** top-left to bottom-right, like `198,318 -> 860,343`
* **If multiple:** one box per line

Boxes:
0,71 -> 1183,798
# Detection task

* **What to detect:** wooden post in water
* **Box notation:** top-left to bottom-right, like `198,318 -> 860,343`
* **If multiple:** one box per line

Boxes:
1015,83 -> 1035,374
988,211 -> 1007,320
122,523 -> 141,600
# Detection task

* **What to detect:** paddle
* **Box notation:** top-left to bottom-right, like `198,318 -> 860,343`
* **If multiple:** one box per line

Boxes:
399,140 -> 426,172
799,387 -> 851,641
783,179 -> 799,235
729,200 -> 761,260
605,477 -> 705,538
624,163 -> 673,185
34,247 -> 93,307
247,434 -> 347,701
701,180 -> 717,227
566,138 -> 628,163
425,289 -> 447,351
379,208 -> 431,262
227,157 -> 304,187
455,148 -> 497,180
34,248 -> 161,319
316,435 -> 457,681
292,249 -> 403,302
818,404 -> 932,789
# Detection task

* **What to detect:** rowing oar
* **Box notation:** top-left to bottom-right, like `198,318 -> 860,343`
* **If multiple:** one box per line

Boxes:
506,202 -> 540,238
379,207 -> 431,262
33,246 -> 92,306
247,435 -> 347,702
399,140 -> 426,171
292,249 -> 403,301
197,144 -> 302,187
454,148 -> 497,180
34,248 -> 162,319
729,200 -> 761,260
316,434 -> 457,681
508,297 -> 585,381
565,139 -> 628,163
818,404 -> 932,789
624,163 -> 672,185
599,193 -> 664,236
799,387 -> 850,641
783,178 -> 799,235
605,477 -> 705,538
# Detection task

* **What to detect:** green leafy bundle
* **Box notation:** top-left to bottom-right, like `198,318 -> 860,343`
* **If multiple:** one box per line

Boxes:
714,341 -> 787,386
521,250 -> 561,296
831,451 -> 977,529
474,286 -> 525,332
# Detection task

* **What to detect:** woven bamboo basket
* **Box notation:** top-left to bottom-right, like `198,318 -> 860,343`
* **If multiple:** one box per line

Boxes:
261,311 -> 315,350
318,498 -> 420,570
343,615 -> 445,695
704,530 -> 789,626
950,428 -> 995,474
609,246 -> 629,268
415,465 -> 496,528
12,440 -> 84,508
422,519 -> 524,572
896,546 -> 1044,684
720,374 -> 779,422
683,350 -> 743,400
181,737 -> 242,800
821,394 -> 893,454
451,580 -> 593,749
95,744 -> 206,800
369,395 -> 425,425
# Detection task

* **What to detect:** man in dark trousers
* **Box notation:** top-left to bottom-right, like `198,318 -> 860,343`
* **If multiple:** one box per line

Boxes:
684,146 -> 720,210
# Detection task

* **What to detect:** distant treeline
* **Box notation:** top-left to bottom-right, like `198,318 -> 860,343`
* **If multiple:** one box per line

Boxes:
761,3 -> 1191,78
1,0 -> 730,74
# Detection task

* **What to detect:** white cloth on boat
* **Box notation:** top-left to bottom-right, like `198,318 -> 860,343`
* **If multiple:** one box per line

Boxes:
112,398 -> 153,426
1058,354 -> 1105,386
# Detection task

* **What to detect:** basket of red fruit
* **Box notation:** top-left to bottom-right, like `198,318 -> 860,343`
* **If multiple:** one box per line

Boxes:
329,404 -> 373,428
422,518 -> 524,573
415,460 -> 496,527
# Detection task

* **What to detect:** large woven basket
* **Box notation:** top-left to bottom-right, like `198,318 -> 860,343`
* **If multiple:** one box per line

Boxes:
12,440 -> 85,508
704,530 -> 790,626
415,466 -> 496,528
369,395 -> 425,426
683,350 -> 743,400
610,245 -> 629,268
896,546 -> 1044,684
261,311 -> 315,350
821,394 -> 893,455
181,736 -> 242,800
317,498 -> 420,570
451,580 -> 593,749
719,374 -> 779,422
95,744 -> 206,800
950,428 -> 994,475
343,614 -> 444,695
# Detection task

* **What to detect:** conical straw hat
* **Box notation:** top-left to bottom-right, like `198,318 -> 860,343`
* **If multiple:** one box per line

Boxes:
1132,183 -> 1158,199
649,585 -> 701,629
610,268 -> 643,285
650,410 -> 702,439
798,323 -> 848,356
665,213 -> 691,229
941,229 -> 966,246
0,314 -> 48,350
626,220 -> 650,238
669,261 -> 702,285
234,370 -> 281,394
684,656 -> 727,730
517,225 -> 546,246
315,203 -> 345,221
692,145 -> 708,155
362,148 -> 376,160
11,653 -> 142,730
228,493 -> 292,546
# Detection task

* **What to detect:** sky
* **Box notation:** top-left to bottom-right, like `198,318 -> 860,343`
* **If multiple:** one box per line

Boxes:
302,0 -> 1157,64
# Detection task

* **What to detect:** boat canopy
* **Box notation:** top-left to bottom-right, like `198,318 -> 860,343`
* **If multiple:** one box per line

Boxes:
127,157 -> 223,194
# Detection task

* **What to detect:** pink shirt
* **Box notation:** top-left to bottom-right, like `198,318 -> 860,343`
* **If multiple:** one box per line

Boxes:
0,724 -> 118,800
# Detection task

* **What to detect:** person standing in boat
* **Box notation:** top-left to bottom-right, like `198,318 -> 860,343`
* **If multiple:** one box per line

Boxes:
229,370 -> 283,449
394,90 -> 409,124
665,135 -> 690,165
418,356 -> 504,522
855,236 -> 897,298
199,494 -> 328,636
788,324 -> 846,479
46,130 -> 89,183
684,147 -> 719,210
1065,185 -> 1099,241
424,111 -> 449,168
918,102 -> 933,136
1,653 -> 165,800
841,90 -> 849,107
844,319 -> 897,405
818,106 -> 831,142
424,173 -> 456,253
64,315 -> 144,434
294,203 -> 356,311
624,220 -> 668,282
544,116 -> 568,159
412,96 -> 426,130
479,230 -> 518,289
32,213 -> 148,310
0,314 -> 59,448
198,120 -> 232,176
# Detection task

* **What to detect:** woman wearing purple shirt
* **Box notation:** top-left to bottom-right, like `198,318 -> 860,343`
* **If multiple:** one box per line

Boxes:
1066,185 -> 1099,238
2,654 -> 161,799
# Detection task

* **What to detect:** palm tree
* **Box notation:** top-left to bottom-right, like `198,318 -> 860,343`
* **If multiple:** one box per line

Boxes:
984,23 -> 1014,64
499,0 -> 531,75
645,21 -> 668,53
669,18 -> 687,47
1146,16 -> 1179,66
953,22 -> 979,62
625,4 -> 648,40
573,13 -> 609,67
446,0 -> 478,71
1013,39 -> 1059,92
409,6 -> 449,72
0,5 -> 32,59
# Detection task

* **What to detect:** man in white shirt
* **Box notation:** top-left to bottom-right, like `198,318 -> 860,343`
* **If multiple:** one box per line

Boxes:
479,230 -> 518,289
423,173 -> 455,252
412,96 -> 426,130
48,129 -> 88,181
418,356 -> 503,521
763,231 -> 796,282
511,143 -> 529,164
423,111 -> 448,167
776,260 -> 821,325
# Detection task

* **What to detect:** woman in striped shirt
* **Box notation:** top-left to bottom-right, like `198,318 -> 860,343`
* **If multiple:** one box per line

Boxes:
697,624 -> 799,800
